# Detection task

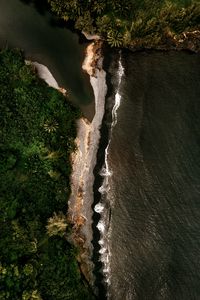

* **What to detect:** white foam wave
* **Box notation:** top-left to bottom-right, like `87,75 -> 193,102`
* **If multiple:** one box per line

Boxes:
96,53 -> 124,291
98,185 -> 107,194
112,92 -> 121,126
118,57 -> 125,81
100,167 -> 112,177
94,203 -> 105,213
111,55 -> 124,127
99,239 -> 104,246
103,264 -> 110,273
99,247 -> 107,254
97,220 -> 106,233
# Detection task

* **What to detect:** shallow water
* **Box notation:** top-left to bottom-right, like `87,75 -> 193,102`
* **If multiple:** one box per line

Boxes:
0,0 -> 94,119
98,51 -> 200,300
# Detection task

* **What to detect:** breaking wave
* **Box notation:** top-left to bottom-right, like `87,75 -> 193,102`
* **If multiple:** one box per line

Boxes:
94,52 -> 124,290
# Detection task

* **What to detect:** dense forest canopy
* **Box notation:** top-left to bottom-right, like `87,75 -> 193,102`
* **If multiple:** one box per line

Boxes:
46,0 -> 200,47
0,49 -> 93,300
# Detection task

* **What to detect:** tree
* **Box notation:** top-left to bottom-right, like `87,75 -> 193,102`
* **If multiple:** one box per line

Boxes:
0,49 -> 92,299
46,212 -> 68,237
43,119 -> 59,133
75,11 -> 94,33
107,30 -> 123,47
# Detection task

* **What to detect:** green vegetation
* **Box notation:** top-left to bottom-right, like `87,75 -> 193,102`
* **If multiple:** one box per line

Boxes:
0,49 -> 93,300
47,0 -> 200,47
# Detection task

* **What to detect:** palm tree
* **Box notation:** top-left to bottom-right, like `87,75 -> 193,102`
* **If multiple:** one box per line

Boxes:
123,30 -> 132,45
75,11 -> 94,33
92,0 -> 106,14
96,15 -> 112,34
43,119 -> 58,133
107,30 -> 123,47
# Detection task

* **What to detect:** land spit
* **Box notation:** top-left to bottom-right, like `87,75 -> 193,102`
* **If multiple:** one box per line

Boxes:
68,40 -> 107,289
26,41 -> 107,292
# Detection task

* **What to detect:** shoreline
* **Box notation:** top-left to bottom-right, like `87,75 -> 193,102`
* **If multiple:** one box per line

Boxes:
27,35 -> 200,294
24,33 -> 200,297
127,30 -> 200,53
82,29 -> 200,54
68,40 -> 107,289
25,60 -> 68,96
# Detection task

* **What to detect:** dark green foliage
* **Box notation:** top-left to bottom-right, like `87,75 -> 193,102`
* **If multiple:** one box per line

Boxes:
47,0 -> 200,47
0,49 -> 92,300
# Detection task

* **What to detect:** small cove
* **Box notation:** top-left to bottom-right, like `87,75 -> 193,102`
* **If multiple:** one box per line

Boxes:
0,0 -> 94,120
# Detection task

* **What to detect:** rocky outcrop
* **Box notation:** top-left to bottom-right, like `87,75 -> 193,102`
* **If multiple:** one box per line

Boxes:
82,40 -> 103,77
82,31 -> 101,41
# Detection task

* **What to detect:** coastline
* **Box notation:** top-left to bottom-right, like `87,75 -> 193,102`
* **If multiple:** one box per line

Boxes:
1,49 -> 94,299
25,60 -> 67,95
26,33 -> 200,292
68,40 -> 107,288
26,43 -> 107,291
128,30 -> 200,53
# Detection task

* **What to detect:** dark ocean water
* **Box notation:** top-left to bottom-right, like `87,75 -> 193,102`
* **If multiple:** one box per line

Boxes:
99,51 -> 200,300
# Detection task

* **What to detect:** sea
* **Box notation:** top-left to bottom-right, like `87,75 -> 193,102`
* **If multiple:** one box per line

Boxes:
95,50 -> 200,300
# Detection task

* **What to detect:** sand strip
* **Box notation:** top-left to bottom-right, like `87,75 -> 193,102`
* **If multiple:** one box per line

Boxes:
25,60 -> 67,95
68,41 -> 107,287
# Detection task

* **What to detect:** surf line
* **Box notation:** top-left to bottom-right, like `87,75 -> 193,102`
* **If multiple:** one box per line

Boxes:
94,51 -> 125,288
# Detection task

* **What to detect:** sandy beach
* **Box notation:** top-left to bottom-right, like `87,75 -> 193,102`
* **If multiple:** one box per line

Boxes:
68,41 -> 107,287
25,60 -> 67,96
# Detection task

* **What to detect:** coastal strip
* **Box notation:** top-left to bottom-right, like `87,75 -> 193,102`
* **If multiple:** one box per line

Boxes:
25,60 -> 67,95
68,40 -> 107,288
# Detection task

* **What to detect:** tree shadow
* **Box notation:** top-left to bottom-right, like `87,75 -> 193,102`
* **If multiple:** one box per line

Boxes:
18,0 -> 87,45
